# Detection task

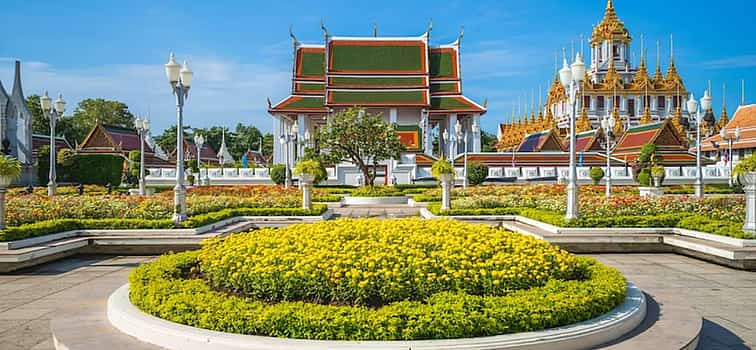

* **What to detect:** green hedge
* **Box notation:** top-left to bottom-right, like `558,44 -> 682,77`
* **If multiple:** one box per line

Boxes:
130,251 -> 626,341
429,205 -> 750,239
75,154 -> 124,186
0,205 -> 327,242
349,186 -> 406,197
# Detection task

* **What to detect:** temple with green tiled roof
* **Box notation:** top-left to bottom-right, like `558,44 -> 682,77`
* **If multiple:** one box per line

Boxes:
269,26 -> 486,177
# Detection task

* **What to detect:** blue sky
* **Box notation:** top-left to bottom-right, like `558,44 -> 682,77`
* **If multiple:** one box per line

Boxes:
1,0 -> 755,135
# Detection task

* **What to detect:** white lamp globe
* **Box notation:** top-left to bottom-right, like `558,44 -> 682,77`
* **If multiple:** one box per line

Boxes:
720,127 -> 726,139
701,89 -> 713,111
143,119 -> 150,131
54,94 -> 66,115
686,93 -> 698,115
134,117 -> 143,130
571,53 -> 586,82
559,57 -> 572,88
165,53 -> 180,84
180,61 -> 193,88
40,91 -> 52,112
735,126 -> 741,140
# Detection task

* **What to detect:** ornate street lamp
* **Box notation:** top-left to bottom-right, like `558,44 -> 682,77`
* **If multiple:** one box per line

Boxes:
165,53 -> 193,223
720,126 -> 741,187
193,133 -> 204,186
558,50 -> 586,220
600,114 -> 617,197
134,117 -> 150,195
687,90 -> 711,198
39,91 -> 66,196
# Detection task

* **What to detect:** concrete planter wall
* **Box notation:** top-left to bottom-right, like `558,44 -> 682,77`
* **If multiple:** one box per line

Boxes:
743,173 -> 756,234
108,283 -> 646,350
638,186 -> 664,198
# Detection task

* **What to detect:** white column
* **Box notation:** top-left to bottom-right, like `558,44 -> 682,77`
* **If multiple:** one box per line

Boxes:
297,114 -> 305,158
472,114 -> 481,152
449,113 -> 458,160
388,108 -> 398,183
273,115 -> 283,164
424,111 -> 432,155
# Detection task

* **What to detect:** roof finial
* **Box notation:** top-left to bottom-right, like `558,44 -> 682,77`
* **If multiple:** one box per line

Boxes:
457,25 -> 465,42
607,0 -> 614,9
289,25 -> 298,46
267,97 -> 272,109
320,19 -> 329,39
373,22 -> 378,37
669,33 -> 674,65
483,98 -> 488,109
427,19 -> 433,33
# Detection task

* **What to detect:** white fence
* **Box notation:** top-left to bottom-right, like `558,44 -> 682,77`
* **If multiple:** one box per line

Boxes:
145,165 -> 731,186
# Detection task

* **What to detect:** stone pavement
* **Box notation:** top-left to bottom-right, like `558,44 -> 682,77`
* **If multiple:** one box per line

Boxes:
591,254 -> 756,349
0,253 -> 754,349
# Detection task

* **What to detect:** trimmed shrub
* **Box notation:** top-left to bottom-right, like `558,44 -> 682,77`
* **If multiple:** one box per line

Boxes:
637,168 -> 651,186
466,161 -> 488,186
74,154 -> 124,186
589,167 -> 604,185
270,164 -> 287,185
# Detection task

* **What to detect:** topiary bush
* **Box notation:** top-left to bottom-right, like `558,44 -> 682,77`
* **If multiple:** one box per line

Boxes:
131,219 -> 627,341
431,158 -> 454,179
269,164 -> 287,185
349,186 -> 405,197
589,167 -> 604,185
74,154 -> 124,186
637,168 -> 651,186
293,159 -> 327,184
466,161 -> 488,186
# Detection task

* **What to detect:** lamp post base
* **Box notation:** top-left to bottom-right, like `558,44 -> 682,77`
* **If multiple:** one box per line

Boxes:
605,178 -> 612,198
138,179 -> 146,196
173,184 -> 187,223
565,180 -> 579,221
47,181 -> 57,196
694,180 -> 704,198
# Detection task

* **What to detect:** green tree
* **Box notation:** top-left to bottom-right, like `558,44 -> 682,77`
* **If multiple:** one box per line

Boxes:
316,107 -> 404,186
230,123 -> 264,159
155,125 -> 192,154
481,130 -> 498,152
26,94 -> 77,142
69,98 -> 135,144
466,161 -> 489,186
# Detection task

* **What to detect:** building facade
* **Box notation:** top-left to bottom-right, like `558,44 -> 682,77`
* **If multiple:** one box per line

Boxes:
0,61 -> 34,184
268,26 -> 486,183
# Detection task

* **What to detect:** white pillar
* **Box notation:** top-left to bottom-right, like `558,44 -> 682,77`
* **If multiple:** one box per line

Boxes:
297,114 -> 306,158
472,114 -> 481,152
273,115 -> 283,164
388,108 -> 398,183
424,111 -> 433,155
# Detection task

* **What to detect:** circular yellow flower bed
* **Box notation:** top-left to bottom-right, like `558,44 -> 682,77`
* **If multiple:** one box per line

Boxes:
130,218 -> 626,340
201,219 -> 582,306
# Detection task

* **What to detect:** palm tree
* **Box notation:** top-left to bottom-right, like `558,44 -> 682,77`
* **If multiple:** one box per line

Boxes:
0,155 -> 22,229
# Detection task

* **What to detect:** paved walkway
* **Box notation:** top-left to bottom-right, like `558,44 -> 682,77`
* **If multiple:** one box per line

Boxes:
0,253 -> 754,349
591,254 -> 756,349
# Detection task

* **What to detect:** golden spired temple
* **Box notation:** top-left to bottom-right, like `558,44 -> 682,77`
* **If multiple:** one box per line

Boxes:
496,0 -> 722,151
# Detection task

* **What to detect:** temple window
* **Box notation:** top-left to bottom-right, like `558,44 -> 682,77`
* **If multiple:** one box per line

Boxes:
583,96 -> 591,109
597,96 -> 605,109
628,99 -> 635,116
657,96 -> 666,109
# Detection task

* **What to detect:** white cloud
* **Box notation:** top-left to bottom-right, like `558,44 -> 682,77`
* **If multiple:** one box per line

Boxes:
0,55 -> 291,133
700,54 -> 756,69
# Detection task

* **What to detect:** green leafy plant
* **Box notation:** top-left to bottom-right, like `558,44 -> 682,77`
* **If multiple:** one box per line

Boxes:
466,161 -> 488,186
0,155 -> 22,181
293,159 -> 327,184
650,165 -> 666,186
589,167 -> 604,185
637,168 -> 651,186
431,158 -> 454,179
733,153 -> 756,180
269,164 -> 287,185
